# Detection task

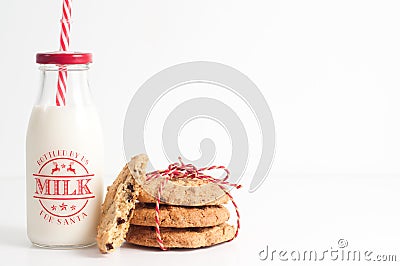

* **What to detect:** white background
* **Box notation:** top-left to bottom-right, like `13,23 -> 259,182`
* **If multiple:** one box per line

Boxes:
2,0 -> 400,179
1,0 -> 400,265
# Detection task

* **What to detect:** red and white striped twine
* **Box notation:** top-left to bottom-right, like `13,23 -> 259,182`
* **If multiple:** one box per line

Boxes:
56,0 -> 72,106
146,157 -> 242,251
154,176 -> 169,250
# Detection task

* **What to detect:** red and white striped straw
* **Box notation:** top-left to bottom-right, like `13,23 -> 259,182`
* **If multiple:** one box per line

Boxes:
56,0 -> 72,106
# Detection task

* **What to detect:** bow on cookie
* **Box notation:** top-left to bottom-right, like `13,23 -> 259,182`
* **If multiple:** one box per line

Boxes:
146,157 -> 241,251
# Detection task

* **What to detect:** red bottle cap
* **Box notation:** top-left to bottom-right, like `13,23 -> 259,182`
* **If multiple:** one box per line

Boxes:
36,52 -> 93,64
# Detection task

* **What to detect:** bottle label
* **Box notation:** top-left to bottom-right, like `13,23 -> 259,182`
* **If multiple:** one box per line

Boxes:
32,149 -> 95,226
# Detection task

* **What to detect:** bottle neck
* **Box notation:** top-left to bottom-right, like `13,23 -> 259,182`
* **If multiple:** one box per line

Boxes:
37,64 -> 93,107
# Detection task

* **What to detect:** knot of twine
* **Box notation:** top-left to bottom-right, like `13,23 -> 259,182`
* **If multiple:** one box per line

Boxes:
146,157 -> 241,250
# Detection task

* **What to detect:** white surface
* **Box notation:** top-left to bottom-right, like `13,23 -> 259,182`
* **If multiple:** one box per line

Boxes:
2,1 -> 400,181
1,175 -> 400,265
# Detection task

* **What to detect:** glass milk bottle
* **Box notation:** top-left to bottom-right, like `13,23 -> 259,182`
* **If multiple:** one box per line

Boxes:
26,52 -> 104,248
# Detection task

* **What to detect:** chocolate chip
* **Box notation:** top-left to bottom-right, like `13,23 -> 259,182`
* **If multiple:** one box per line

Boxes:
106,243 -> 113,250
117,217 -> 125,225
127,183 -> 134,192
128,208 -> 133,218
127,194 -> 133,202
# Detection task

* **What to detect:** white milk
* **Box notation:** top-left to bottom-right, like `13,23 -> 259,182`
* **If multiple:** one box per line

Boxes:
26,105 -> 104,247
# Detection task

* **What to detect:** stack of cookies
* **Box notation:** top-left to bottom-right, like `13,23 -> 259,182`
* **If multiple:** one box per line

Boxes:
126,182 -> 235,249
96,154 -> 236,253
